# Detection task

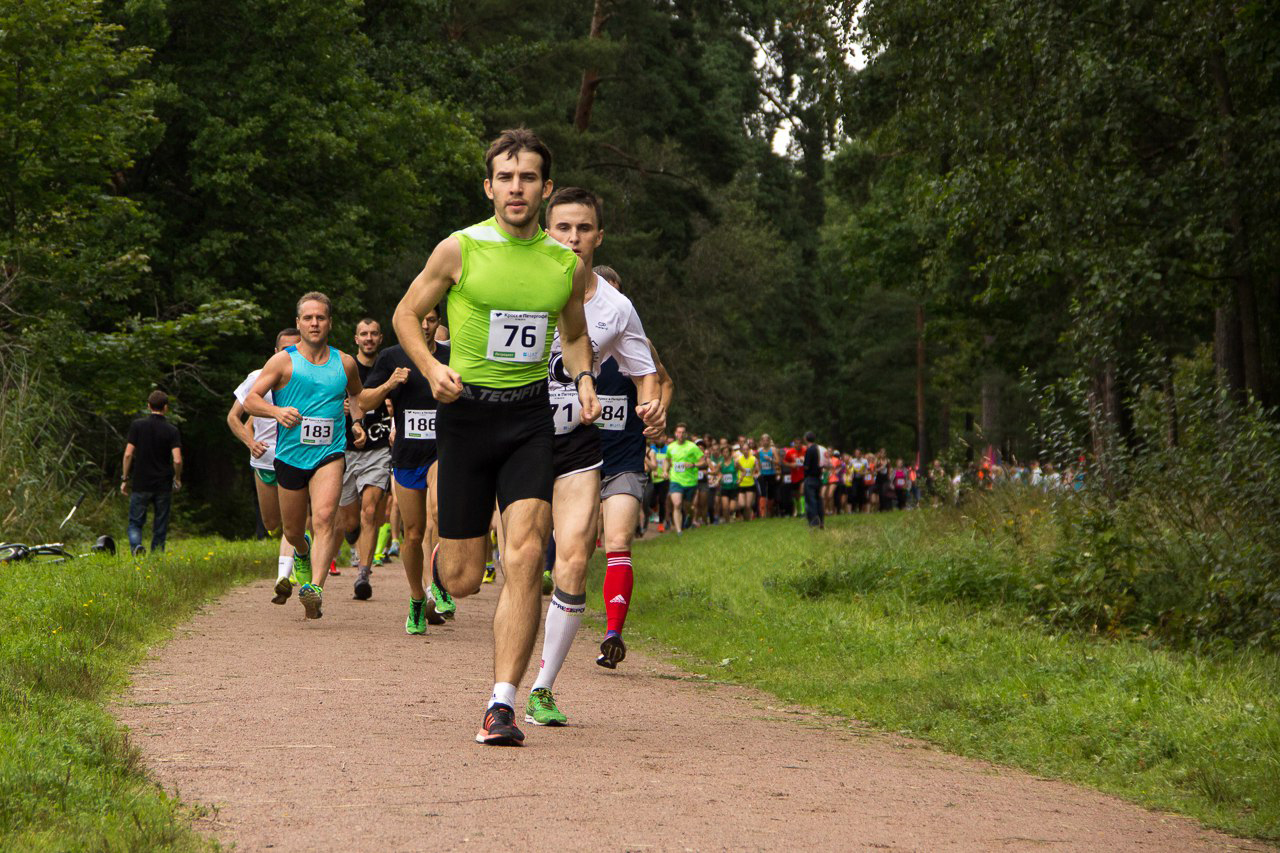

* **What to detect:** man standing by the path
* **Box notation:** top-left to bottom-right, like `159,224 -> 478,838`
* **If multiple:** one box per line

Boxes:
393,128 -> 598,746
244,292 -> 365,620
802,431 -> 825,529
339,317 -> 394,601
121,390 -> 183,556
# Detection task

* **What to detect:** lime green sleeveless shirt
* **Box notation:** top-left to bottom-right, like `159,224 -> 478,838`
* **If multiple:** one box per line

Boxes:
448,217 -> 577,388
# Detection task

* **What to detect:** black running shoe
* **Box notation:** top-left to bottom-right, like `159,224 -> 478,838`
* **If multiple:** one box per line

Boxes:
475,703 -> 525,746
596,633 -> 627,669
353,568 -> 372,600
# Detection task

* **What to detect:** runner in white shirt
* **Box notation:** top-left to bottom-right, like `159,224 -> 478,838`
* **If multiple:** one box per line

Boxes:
226,327 -> 302,604
525,186 -> 665,728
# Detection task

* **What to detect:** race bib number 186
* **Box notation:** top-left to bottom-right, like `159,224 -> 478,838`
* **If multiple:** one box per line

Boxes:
486,310 -> 548,363
402,408 -> 436,440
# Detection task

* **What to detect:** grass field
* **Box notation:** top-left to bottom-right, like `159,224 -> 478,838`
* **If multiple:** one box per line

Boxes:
0,538 -> 272,852
590,512 -> 1280,842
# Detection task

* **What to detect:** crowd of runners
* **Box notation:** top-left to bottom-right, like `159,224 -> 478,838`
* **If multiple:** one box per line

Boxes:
226,129 -> 673,746
218,127 -> 1093,749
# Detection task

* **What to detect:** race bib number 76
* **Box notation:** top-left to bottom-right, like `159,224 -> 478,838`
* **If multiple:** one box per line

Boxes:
487,310 -> 549,363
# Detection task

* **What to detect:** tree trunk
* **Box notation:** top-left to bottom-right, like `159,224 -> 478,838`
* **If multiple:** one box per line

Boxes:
915,303 -> 927,467
1208,42 -> 1264,401
980,334 -> 999,461
573,0 -> 610,132
1215,302 -> 1245,400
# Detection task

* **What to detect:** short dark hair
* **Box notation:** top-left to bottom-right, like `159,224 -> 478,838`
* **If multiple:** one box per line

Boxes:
485,128 -> 552,182
148,390 -> 168,411
355,317 -> 380,331
546,186 -> 602,228
594,265 -> 620,286
276,327 -> 301,346
804,431 -> 817,443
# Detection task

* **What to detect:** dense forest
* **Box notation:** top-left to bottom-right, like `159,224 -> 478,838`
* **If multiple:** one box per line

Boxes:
3,0 -> 1278,537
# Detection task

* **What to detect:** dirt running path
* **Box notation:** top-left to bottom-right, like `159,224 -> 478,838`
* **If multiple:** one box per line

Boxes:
117,561 -> 1258,852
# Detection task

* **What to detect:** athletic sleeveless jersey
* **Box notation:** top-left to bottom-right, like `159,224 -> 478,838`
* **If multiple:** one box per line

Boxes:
448,217 -> 576,388
652,445 -> 669,483
738,454 -> 758,488
547,275 -> 655,435
598,355 -> 646,477
719,456 -> 739,488
758,448 -> 777,476
274,345 -> 348,469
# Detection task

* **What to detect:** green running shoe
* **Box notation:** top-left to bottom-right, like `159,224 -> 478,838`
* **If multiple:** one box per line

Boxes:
430,581 -> 456,620
293,533 -> 313,587
299,582 -> 323,619
524,687 -> 567,726
406,597 -> 427,635
541,570 -> 554,595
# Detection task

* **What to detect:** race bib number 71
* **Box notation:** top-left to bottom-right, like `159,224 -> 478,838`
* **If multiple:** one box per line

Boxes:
487,311 -> 549,363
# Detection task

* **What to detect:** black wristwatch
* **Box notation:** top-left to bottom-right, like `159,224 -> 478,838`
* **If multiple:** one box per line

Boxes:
573,371 -> 596,387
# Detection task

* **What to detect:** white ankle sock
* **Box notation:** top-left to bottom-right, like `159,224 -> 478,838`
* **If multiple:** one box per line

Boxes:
490,682 -> 517,709
531,588 -> 586,692
277,556 -> 292,580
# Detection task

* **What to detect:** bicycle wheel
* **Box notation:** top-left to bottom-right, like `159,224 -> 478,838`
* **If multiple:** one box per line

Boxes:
27,545 -> 73,564
0,544 -> 30,563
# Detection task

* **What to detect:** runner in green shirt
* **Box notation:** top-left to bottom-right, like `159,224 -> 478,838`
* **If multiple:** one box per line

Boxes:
665,423 -> 704,536
393,128 -> 599,748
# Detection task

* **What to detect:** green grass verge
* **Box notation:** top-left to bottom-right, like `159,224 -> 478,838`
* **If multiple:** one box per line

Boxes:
589,514 -> 1280,841
0,538 -> 274,851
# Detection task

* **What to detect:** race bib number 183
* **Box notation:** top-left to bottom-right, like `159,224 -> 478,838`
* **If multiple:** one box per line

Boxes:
486,310 -> 548,363
299,416 -> 335,446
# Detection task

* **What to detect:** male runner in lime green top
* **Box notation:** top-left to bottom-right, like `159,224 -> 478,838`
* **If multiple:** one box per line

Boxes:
393,128 -> 598,746
666,423 -> 704,536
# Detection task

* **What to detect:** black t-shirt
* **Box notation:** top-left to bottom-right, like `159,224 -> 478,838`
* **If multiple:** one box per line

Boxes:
127,414 -> 181,492
347,359 -> 392,450
803,443 -> 822,478
365,343 -> 450,470
597,356 -> 646,477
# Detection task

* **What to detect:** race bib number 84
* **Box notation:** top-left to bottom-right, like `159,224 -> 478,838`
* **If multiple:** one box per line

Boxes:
299,416 -> 335,446
597,395 -> 628,431
487,310 -> 549,363
402,409 -> 436,440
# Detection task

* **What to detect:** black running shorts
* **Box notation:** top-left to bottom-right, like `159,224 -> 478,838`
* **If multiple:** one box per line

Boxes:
435,380 -> 553,540
273,452 -> 344,491
553,423 -> 603,479
758,473 -> 778,500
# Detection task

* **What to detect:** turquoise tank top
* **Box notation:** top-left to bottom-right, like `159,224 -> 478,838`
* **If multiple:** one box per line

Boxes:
274,346 -> 348,469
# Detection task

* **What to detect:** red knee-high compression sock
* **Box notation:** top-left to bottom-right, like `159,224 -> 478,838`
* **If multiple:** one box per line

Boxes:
603,550 -> 634,634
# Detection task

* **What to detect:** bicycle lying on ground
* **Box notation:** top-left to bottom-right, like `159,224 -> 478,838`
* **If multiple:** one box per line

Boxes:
0,496 -> 116,563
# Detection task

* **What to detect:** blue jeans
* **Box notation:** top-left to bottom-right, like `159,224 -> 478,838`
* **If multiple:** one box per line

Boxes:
803,476 -> 824,528
128,490 -> 173,553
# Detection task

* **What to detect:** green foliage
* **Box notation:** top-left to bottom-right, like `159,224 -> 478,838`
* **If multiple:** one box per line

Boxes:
597,516 -> 1280,840
0,0 -> 158,325
0,538 -> 273,850
0,352 -> 116,542
1033,349 -> 1280,650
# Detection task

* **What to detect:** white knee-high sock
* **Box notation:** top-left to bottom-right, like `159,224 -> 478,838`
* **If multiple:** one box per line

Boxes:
531,588 -> 586,692
277,556 -> 293,580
